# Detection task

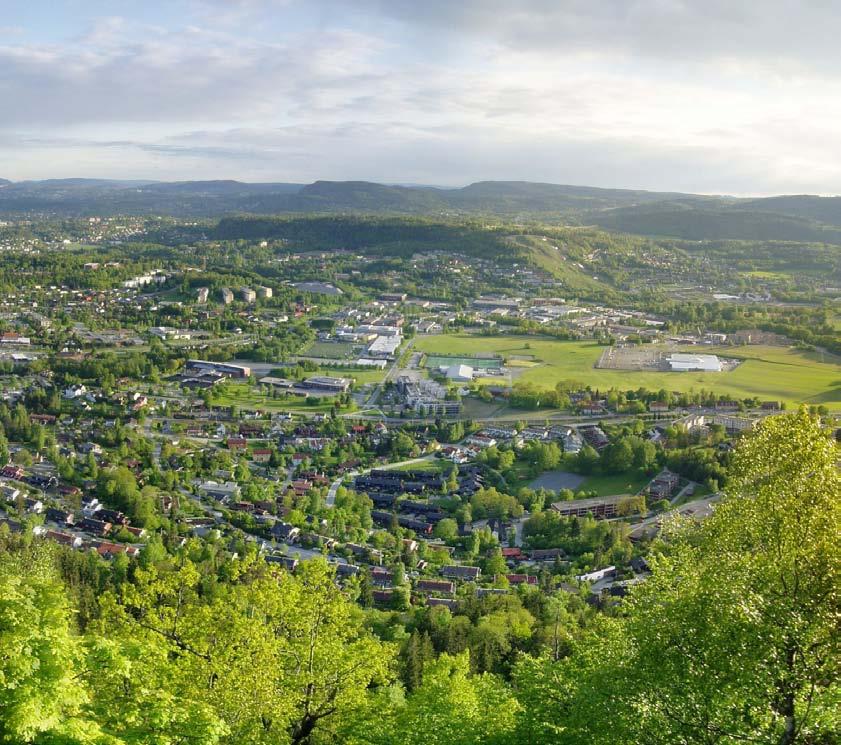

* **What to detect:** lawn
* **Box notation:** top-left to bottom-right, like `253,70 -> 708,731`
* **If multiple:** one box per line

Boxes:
213,383 -> 336,413
577,472 -> 650,497
413,334 -> 841,407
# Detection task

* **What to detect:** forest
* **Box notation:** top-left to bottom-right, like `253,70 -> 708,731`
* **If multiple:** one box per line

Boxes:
1,410 -> 837,745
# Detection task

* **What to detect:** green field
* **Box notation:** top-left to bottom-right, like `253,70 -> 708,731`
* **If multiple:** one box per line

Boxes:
301,341 -> 357,359
424,354 -> 502,370
413,334 -> 841,407
577,472 -> 650,497
213,383 -> 336,413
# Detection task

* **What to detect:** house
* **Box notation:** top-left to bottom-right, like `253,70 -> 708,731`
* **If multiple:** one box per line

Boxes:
528,548 -> 565,561
63,384 -> 87,399
198,481 -> 241,501
416,579 -> 455,595
96,508 -> 129,526
426,597 -> 457,609
227,437 -> 247,451
95,541 -> 140,559
23,498 -> 44,513
271,522 -> 300,543
476,587 -> 509,597
1,465 -> 25,480
334,563 -> 360,578
251,448 -> 273,464
504,574 -> 538,586
372,590 -> 394,605
371,568 -> 395,587
79,518 -> 112,536
45,530 -> 83,549
576,566 -> 616,583
46,508 -> 75,526
265,554 -> 298,571
441,565 -> 481,581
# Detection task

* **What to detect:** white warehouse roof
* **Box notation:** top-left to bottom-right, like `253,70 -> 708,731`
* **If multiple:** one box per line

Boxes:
445,364 -> 474,381
668,353 -> 722,372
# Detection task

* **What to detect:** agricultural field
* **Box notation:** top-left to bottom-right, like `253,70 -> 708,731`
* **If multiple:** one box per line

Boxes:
413,334 -> 841,407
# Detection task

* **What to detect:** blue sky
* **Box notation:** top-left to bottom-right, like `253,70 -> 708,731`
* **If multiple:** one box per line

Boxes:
1,0 -> 840,194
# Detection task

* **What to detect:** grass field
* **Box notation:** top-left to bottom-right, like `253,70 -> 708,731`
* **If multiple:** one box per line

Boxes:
301,341 -> 358,359
413,334 -> 841,407
213,383 -> 336,413
577,472 -> 650,497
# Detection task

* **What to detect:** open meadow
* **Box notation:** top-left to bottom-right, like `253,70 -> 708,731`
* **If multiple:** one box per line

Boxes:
413,334 -> 841,407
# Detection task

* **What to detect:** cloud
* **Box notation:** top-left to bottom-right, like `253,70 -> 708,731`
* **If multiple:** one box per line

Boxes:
0,1 -> 840,193
0,19 -> 388,127
355,0 -> 841,73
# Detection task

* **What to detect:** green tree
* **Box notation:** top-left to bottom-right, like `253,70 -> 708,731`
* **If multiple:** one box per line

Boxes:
0,548 -> 101,743
516,410 -> 841,744
347,652 -> 519,745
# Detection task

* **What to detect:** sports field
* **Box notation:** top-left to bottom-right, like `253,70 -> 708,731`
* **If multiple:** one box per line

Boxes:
412,334 -> 841,407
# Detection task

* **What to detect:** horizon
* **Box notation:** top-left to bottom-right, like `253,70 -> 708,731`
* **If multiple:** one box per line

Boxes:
2,2 -> 841,194
1,175 -> 838,201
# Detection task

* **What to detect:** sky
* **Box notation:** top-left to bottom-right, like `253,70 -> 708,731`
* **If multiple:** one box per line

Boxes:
1,0 -> 840,194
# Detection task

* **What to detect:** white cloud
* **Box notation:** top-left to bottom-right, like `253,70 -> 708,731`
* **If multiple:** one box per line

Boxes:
0,1 -> 840,193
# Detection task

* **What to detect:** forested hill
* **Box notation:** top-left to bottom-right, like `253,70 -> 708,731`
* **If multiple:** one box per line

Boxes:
4,176 -> 841,245
213,215 -> 515,256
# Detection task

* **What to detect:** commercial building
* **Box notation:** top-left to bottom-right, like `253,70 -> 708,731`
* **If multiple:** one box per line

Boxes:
367,334 -> 402,358
301,376 -> 352,393
186,359 -> 251,378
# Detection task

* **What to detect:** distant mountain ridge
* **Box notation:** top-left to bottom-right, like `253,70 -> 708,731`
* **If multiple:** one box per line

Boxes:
1,177 -> 841,245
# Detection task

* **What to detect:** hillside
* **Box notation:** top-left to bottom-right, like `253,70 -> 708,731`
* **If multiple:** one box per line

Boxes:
2,177 -> 841,247
589,203 -> 841,245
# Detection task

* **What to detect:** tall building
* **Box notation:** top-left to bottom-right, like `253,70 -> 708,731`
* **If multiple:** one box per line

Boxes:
241,287 -> 256,303
196,287 -> 209,303
220,287 -> 234,304
257,285 -> 273,299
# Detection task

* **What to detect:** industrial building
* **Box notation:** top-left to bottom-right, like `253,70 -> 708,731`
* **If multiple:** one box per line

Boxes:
667,353 -> 722,372
367,334 -> 402,358
445,364 -> 474,382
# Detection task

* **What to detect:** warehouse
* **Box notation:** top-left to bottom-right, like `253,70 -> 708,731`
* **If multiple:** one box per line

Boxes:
667,353 -> 722,372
